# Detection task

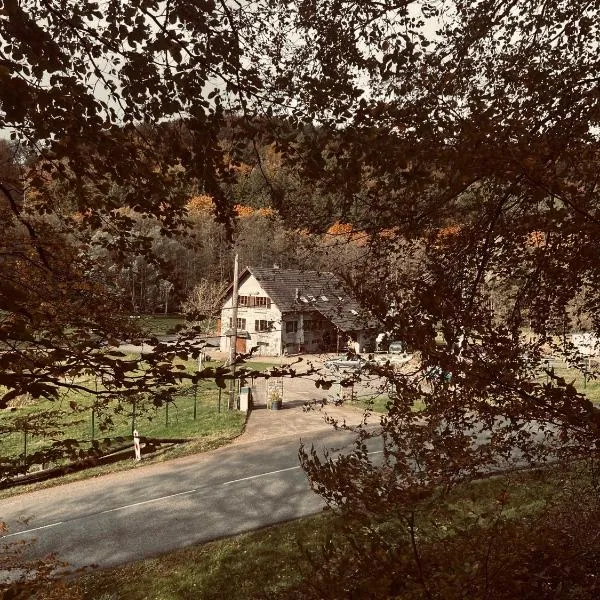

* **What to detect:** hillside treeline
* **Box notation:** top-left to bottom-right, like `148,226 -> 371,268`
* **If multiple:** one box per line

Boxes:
2,127 -> 371,317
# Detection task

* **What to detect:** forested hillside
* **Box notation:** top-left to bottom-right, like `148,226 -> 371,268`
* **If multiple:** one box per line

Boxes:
3,120 -> 378,317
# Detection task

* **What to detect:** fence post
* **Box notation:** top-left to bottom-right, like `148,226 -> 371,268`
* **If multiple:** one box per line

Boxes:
23,430 -> 27,464
93,375 -> 98,441
131,398 -> 136,435
218,388 -> 221,413
193,385 -> 197,420
165,401 -> 169,427
133,429 -> 141,461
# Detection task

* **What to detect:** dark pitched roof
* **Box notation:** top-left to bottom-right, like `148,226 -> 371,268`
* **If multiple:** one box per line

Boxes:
234,266 -> 379,332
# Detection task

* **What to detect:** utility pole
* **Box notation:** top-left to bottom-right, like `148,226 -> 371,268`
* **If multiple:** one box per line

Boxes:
229,253 -> 239,409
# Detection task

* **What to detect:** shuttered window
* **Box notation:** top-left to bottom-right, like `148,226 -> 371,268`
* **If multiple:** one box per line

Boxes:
255,320 -> 273,332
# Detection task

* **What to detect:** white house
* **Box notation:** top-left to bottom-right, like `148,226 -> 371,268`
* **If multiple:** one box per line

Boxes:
219,266 -> 379,356
571,332 -> 600,356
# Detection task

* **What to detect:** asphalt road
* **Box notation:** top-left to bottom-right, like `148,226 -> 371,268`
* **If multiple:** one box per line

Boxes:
0,352 -> 551,574
0,352 -> 386,574
0,427 -> 376,570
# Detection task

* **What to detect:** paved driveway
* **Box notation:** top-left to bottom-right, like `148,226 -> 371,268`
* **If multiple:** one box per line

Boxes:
237,353 -> 386,444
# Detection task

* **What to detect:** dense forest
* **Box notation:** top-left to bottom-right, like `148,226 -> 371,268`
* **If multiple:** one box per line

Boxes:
2,123 -> 381,319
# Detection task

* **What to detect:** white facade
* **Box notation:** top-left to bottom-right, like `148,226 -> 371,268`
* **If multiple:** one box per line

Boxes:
220,275 -> 282,355
571,332 -> 600,356
219,273 -> 342,356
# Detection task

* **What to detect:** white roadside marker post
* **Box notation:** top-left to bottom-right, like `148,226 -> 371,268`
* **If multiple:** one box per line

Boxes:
133,429 -> 141,461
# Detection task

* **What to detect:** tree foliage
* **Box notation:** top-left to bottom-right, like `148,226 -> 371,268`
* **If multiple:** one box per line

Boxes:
3,0 -> 600,594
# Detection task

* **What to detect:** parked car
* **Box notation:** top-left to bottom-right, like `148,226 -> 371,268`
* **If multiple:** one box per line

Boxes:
373,340 -> 413,367
324,354 -> 370,372
423,365 -> 452,383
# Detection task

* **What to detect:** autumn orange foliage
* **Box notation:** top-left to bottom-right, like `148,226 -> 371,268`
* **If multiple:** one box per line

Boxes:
255,207 -> 275,217
234,204 -> 275,217
326,222 -> 354,236
186,197 -> 277,218
325,222 -> 370,246
186,195 -> 215,213
436,223 -> 463,239
234,204 -> 255,217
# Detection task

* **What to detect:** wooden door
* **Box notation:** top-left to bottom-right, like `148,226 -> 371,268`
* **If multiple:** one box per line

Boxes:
236,337 -> 246,353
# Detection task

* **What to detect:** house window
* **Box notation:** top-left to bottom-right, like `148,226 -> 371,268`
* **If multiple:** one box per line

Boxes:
255,320 -> 273,332
255,296 -> 271,308
304,320 -> 312,331
229,318 -> 247,329
286,321 -> 298,333
237,296 -> 270,308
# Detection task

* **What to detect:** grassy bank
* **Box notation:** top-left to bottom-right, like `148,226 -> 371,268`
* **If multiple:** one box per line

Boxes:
539,363 -> 600,404
0,357 -> 278,496
0,361 -> 239,462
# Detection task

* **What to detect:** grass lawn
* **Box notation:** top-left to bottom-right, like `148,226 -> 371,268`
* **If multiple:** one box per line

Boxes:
354,394 -> 425,413
354,393 -> 393,413
71,516 -> 326,600
55,463 -> 575,600
139,314 -> 188,336
538,363 -> 600,404
354,361 -> 600,415
1,363 -> 234,461
0,357 -> 278,472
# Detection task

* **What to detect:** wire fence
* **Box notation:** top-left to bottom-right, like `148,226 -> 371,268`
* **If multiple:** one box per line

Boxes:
0,381 -> 245,468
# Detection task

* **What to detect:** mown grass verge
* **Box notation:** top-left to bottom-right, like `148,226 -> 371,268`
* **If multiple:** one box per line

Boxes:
0,361 -> 240,461
0,357 -> 277,497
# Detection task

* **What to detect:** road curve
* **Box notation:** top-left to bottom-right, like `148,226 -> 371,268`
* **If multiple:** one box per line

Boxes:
0,428 -> 368,570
